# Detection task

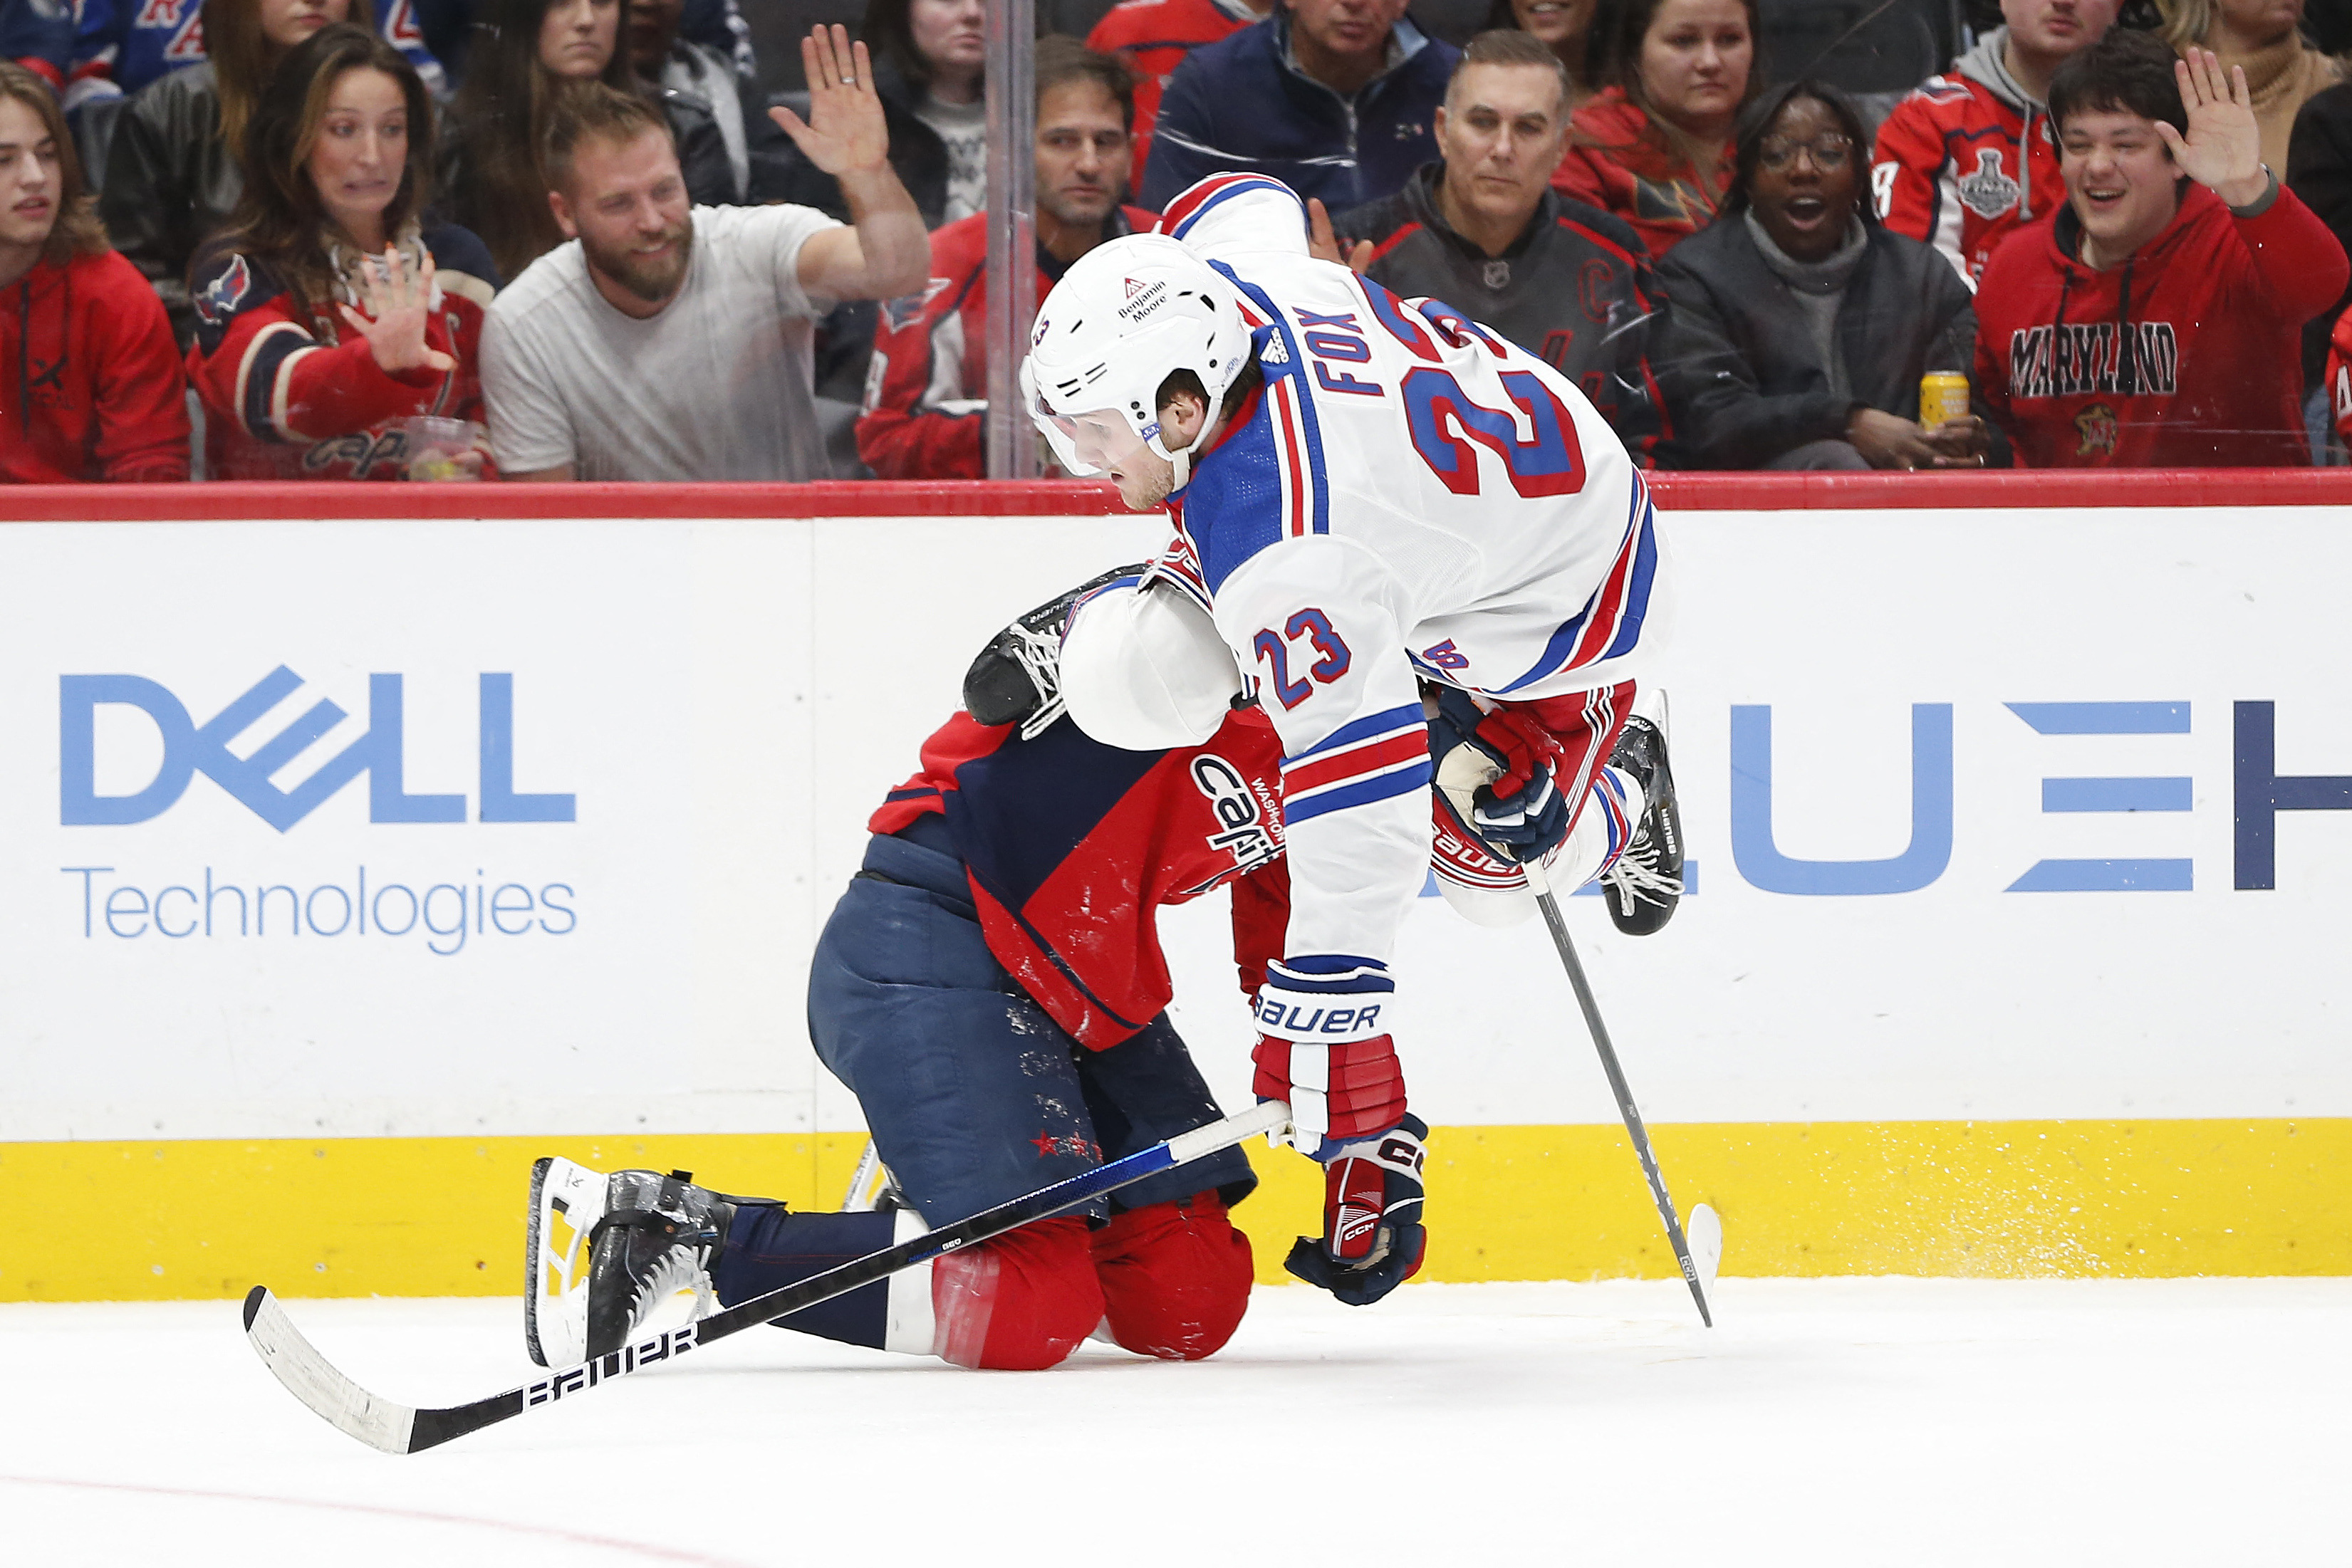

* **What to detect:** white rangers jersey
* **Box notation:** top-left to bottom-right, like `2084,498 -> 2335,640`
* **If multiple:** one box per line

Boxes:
1145,175 -> 1670,1010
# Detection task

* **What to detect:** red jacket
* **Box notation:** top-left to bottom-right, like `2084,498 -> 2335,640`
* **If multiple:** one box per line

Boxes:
1870,31 -> 2066,286
187,224 -> 498,481
870,706 -> 1289,1050
1086,0 -> 1257,193
1,248 -> 188,483
1974,181 -> 2348,468
858,204 -> 1156,479
1549,88 -> 1729,261
2324,303 -> 2352,446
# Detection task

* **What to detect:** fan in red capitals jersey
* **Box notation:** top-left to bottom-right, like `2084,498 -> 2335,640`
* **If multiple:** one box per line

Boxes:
1084,0 -> 1266,189
857,37 -> 1156,479
1021,172 -> 1686,1302
1871,0 -> 2119,285
523,567 -> 1554,1374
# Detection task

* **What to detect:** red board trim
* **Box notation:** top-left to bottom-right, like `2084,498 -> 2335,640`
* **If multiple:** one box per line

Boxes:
6,469 -> 2352,523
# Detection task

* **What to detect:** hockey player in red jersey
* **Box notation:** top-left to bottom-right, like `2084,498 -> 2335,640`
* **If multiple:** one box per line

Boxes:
1870,0 -> 2118,283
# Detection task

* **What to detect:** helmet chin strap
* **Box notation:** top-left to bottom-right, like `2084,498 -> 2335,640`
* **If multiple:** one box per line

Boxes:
1155,405 -> 1220,493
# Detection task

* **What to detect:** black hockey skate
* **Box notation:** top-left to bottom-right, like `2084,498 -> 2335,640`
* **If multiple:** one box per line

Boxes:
962,563 -> 1149,736
526,1159 -> 756,1365
1598,691 -> 1683,936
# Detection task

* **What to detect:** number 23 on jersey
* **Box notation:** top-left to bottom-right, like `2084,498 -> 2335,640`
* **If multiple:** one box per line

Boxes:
1253,608 -> 1351,709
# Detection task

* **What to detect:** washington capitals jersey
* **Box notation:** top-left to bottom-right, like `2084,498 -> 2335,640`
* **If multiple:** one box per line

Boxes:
1144,173 -> 1669,973
870,707 -> 1290,1051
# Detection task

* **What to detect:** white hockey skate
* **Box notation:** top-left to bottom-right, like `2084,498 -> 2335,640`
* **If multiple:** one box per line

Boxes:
525,1155 -> 608,1368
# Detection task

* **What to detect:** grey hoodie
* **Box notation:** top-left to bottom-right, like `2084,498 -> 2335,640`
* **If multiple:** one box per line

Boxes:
1956,26 -> 2049,223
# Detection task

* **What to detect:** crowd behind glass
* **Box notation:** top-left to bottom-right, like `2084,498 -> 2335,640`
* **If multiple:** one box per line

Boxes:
6,0 -> 2352,484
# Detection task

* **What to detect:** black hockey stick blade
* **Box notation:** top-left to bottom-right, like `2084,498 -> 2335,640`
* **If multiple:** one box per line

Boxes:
244,1098 -> 1294,1454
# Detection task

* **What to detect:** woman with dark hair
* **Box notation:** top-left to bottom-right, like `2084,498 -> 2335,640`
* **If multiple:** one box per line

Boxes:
441,0 -> 734,280
1483,0 -> 1598,106
100,0 -> 371,345
1549,0 -> 1755,256
0,60 -> 190,481
1653,80 -> 1994,469
751,0 -> 982,225
189,22 -> 504,479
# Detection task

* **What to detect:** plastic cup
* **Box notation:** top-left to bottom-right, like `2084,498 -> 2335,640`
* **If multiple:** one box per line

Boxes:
402,416 -> 483,481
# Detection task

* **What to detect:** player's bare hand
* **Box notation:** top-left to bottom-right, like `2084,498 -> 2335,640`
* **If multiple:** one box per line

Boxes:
1306,198 -> 1373,273
2159,48 -> 2266,207
770,26 -> 889,179
1846,407 -> 1942,471
1922,415 -> 1989,466
337,246 -> 455,377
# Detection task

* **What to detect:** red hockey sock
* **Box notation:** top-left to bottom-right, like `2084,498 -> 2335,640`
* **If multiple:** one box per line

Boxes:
931,1215 -> 1103,1371
1091,1193 -> 1254,1362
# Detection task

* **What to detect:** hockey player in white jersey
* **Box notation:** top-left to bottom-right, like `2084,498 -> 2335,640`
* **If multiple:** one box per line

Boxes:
1025,173 -> 1682,1305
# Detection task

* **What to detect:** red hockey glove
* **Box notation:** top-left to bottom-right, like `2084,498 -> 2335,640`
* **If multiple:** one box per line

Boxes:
1427,686 -> 1572,864
1252,1032 -> 1407,1153
1250,956 -> 1405,1154
1284,1115 -> 1428,1306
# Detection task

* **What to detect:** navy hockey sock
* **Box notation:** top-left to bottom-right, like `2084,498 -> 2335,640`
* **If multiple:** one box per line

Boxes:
713,1206 -> 901,1350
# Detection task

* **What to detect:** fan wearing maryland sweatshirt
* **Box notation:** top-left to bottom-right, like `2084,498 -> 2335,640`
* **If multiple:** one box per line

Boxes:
1973,29 -> 2348,469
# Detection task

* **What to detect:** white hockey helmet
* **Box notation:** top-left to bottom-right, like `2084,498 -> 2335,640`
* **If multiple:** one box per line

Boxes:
1060,580 -> 1244,751
1021,233 -> 1252,488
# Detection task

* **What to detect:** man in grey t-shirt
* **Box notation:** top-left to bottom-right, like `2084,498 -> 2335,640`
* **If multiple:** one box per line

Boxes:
482,28 -> 928,482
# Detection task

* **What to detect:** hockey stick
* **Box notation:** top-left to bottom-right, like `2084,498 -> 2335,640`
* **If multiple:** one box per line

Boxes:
841,1137 -> 883,1211
1524,859 -> 1717,1327
244,1098 -> 1294,1455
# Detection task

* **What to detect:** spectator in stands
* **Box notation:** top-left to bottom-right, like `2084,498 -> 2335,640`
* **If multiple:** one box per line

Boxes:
858,38 -> 1155,478
1974,33 -> 2348,465
630,0 -> 755,203
1139,0 -> 1458,211
0,60 -> 189,481
442,0 -> 735,283
1483,0 -> 1596,106
2289,75 -> 2352,454
754,0 -> 983,225
187,24 -> 499,479
479,36 -> 928,480
2160,0 -> 2338,172
1654,80 -> 1992,470
4,0 -> 71,95
68,0 -> 445,124
1873,0 -> 2121,286
1333,28 -> 1665,459
1551,0 -> 1754,258
100,0 -> 369,345
1086,0 -> 1268,193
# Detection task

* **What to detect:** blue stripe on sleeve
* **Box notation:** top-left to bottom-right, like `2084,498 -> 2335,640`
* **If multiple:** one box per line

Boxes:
1282,758 -> 1432,824
1284,701 -> 1427,764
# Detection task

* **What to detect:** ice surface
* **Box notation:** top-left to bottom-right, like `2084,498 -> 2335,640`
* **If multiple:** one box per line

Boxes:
3,1277 -> 2343,1564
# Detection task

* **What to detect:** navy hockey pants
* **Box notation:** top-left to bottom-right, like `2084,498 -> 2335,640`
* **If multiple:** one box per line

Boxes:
804,812 -> 1256,1230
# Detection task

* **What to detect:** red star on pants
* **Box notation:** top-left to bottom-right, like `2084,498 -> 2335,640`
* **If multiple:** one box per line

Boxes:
1032,1132 -> 1061,1156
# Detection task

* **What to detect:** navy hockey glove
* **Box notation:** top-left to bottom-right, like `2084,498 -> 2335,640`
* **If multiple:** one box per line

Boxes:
1426,686 -> 1571,864
1285,1115 -> 1428,1307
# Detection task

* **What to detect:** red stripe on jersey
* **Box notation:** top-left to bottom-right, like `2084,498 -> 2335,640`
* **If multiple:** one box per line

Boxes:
1566,509 -> 1644,671
1281,729 -> 1427,795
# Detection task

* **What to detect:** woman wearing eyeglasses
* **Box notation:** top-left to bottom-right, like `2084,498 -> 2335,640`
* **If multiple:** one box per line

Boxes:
1653,80 -> 2001,469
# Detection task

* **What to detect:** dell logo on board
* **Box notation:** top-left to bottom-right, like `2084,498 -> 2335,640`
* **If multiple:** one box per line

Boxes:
61,668 -> 575,831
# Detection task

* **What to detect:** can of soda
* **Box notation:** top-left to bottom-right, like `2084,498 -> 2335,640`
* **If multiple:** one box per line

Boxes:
1920,372 -> 1971,427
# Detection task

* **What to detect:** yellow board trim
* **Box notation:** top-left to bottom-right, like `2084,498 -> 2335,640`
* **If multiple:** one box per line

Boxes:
1,1118 -> 2345,1302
